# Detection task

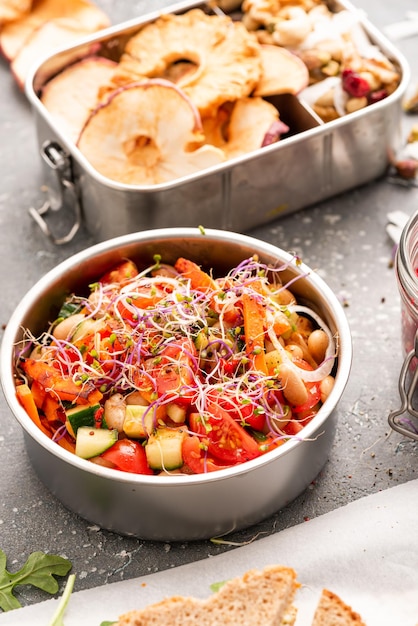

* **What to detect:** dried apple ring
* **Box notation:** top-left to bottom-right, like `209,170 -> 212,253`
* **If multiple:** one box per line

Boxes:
77,79 -> 225,185
108,9 -> 262,117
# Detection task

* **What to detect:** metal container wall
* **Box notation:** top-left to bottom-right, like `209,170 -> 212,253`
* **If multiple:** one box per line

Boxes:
1,229 -> 352,540
25,0 -> 410,243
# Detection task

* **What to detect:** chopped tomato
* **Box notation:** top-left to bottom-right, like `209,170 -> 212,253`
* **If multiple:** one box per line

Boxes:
101,439 -> 153,474
151,338 -> 198,404
217,395 -> 266,432
283,420 -> 304,436
190,401 -> 261,464
182,436 -> 231,473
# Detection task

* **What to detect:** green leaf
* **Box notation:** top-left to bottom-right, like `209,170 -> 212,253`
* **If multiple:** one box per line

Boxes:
0,550 -> 72,612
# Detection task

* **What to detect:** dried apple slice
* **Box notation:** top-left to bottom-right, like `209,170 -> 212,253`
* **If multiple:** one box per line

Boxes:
0,0 -> 110,62
0,0 -> 32,25
11,17 -> 104,88
203,97 -> 286,160
109,9 -> 262,117
77,79 -> 226,185
41,56 -> 117,143
253,44 -> 309,96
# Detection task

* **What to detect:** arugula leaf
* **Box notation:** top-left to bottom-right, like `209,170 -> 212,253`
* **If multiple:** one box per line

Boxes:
0,550 -> 72,612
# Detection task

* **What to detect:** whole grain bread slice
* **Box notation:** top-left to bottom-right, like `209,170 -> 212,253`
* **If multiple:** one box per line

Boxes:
312,589 -> 367,626
115,565 -> 299,626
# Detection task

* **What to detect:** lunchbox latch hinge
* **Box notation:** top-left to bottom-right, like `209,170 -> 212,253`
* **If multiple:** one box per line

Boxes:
29,140 -> 81,245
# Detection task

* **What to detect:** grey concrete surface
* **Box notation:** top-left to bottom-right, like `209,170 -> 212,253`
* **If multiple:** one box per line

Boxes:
0,0 -> 417,609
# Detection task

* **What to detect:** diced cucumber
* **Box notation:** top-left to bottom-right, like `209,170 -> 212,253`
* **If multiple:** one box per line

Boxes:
166,403 -> 186,424
123,405 -> 154,438
66,404 -> 101,438
75,426 -> 118,459
145,428 -> 186,471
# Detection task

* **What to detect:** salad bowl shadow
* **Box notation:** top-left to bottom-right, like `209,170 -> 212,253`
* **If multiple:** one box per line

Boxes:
0,228 -> 352,541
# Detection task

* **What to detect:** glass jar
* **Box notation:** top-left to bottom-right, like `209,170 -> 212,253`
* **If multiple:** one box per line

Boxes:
396,211 -> 418,357
389,210 -> 418,440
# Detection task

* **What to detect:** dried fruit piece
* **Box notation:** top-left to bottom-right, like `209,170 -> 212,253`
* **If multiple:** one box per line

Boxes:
77,80 -> 225,185
0,0 -> 32,25
253,44 -> 309,96
41,56 -> 117,143
262,119 -> 290,147
106,9 -> 262,117
0,0 -> 109,62
341,69 -> 371,98
368,88 -> 388,105
203,96 -> 284,159
394,159 -> 418,180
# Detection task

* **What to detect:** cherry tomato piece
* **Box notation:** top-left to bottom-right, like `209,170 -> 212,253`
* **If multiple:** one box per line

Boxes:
101,439 -> 153,474
190,401 -> 261,464
217,395 -> 266,432
182,436 -> 231,473
154,338 -> 198,404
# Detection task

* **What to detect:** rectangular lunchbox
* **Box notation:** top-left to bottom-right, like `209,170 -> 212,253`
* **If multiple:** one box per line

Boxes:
25,0 -> 410,244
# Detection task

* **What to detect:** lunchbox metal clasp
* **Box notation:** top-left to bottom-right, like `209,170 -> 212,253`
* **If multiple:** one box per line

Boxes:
388,329 -> 418,441
29,140 -> 81,245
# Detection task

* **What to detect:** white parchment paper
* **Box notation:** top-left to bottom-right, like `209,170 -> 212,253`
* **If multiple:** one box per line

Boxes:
1,479 -> 417,625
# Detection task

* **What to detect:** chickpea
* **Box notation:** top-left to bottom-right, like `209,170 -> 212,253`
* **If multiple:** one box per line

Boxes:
52,313 -> 85,341
320,375 -> 335,403
278,363 -> 308,407
307,329 -> 329,364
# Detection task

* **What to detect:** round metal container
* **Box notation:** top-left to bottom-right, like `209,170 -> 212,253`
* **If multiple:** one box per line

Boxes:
1,228 -> 352,541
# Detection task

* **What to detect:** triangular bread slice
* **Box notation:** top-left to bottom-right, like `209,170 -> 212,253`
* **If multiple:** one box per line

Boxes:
312,589 -> 367,625
115,565 -> 299,626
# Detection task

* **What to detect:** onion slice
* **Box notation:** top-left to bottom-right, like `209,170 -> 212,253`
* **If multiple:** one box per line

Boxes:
266,305 -> 337,382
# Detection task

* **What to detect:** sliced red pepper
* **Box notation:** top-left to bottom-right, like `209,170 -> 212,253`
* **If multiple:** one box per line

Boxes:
174,257 -> 218,293
21,359 -> 103,405
242,290 -> 268,374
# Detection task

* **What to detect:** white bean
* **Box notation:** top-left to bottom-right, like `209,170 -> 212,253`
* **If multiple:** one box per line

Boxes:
104,393 -> 126,432
278,363 -> 308,407
320,375 -> 335,404
285,344 -> 304,361
307,329 -> 329,364
52,313 -> 86,341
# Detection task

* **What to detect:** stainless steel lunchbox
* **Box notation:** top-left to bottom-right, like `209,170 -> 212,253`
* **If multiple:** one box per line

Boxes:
25,0 -> 410,244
